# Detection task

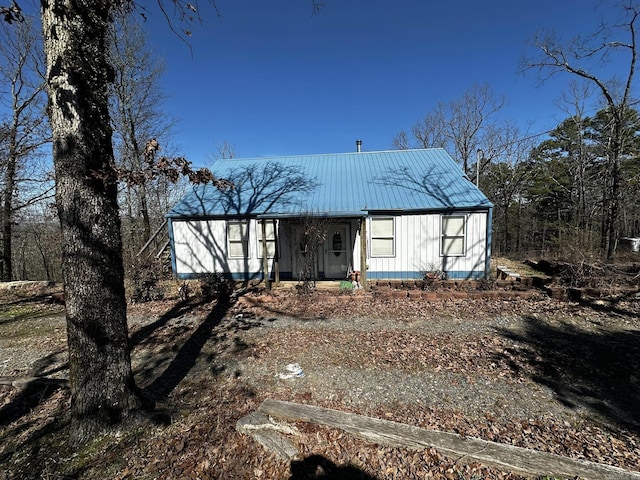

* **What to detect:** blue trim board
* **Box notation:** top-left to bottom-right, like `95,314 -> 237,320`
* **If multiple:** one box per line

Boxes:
485,207 -> 493,277
367,270 -> 485,280
175,271 -> 267,281
175,270 -> 485,281
175,270 -> 285,281
168,219 -> 177,276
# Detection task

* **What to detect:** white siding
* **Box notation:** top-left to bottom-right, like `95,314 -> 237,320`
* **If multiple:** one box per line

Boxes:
365,212 -> 489,279
172,219 -> 267,277
170,213 -> 489,280
172,220 -> 222,275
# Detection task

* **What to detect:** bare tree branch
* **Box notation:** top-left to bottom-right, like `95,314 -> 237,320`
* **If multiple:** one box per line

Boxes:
522,0 -> 639,258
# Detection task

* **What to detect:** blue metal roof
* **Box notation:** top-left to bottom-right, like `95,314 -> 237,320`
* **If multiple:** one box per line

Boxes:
166,148 -> 493,218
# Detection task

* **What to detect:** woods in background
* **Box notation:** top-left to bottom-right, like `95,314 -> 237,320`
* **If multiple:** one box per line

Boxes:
2,1 -> 639,286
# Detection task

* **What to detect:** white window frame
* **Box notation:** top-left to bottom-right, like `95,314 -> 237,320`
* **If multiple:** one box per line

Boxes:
227,220 -> 249,258
370,217 -> 395,257
440,214 -> 466,257
256,220 -> 277,259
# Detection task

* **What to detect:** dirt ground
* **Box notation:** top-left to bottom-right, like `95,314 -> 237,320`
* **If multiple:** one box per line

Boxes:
0,280 -> 639,479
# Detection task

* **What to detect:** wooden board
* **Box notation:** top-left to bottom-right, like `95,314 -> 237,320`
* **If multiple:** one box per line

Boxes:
236,410 -> 299,460
0,376 -> 68,387
258,399 -> 640,480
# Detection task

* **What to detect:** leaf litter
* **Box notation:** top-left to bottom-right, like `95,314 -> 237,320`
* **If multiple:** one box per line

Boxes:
0,287 -> 639,479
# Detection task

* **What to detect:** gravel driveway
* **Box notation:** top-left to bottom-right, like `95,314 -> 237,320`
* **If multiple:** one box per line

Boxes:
2,287 -> 640,472
234,314 -> 564,420
217,292 -> 640,470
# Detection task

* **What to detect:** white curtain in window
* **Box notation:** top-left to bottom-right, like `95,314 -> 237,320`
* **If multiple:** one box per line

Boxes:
228,221 -> 248,257
371,218 -> 394,256
441,216 -> 465,256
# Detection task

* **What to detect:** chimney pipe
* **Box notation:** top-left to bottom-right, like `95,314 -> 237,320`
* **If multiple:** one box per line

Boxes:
356,140 -> 362,153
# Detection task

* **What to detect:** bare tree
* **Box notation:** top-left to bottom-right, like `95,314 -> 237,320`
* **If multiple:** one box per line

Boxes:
556,81 -> 594,233
0,17 -> 50,281
443,84 -> 505,174
36,1 -> 226,446
2,0 -> 314,447
12,204 -> 62,281
393,84 -> 505,174
109,17 -> 176,254
36,0 -> 147,445
481,123 -> 535,254
289,215 -> 331,294
213,140 -> 236,160
391,129 -> 410,150
523,0 -> 639,258
392,111 -> 447,150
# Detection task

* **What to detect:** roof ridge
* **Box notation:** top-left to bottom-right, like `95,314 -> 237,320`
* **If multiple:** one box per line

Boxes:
212,148 -> 446,162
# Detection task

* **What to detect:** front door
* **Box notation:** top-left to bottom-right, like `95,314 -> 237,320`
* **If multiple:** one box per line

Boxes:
325,225 -> 349,279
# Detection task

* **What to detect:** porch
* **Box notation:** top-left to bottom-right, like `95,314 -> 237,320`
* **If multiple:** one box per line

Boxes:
257,216 -> 368,289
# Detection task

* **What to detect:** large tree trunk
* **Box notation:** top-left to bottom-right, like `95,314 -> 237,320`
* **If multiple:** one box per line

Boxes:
1,150 -> 16,282
40,0 -> 141,446
601,120 -> 623,260
605,136 -> 622,260
2,89 -> 22,282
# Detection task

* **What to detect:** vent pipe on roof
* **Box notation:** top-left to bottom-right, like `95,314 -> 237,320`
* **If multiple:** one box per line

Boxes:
356,139 -> 362,153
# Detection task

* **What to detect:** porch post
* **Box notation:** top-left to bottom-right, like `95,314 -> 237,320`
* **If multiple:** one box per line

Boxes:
484,208 -> 493,279
273,219 -> 280,285
360,216 -> 367,289
261,219 -> 270,290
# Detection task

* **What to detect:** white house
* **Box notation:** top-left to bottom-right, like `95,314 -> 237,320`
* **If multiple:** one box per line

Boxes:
166,148 -> 493,285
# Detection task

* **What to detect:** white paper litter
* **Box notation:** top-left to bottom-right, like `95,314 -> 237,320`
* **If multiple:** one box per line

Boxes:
276,363 -> 304,380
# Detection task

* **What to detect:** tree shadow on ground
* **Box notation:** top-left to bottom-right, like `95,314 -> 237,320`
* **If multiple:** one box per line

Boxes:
1,294 -> 264,478
0,349 -> 68,427
289,455 -> 378,480
0,378 -> 74,479
0,381 -> 66,428
0,289 -> 62,307
140,298 -> 235,400
129,298 -> 206,347
576,291 -> 640,319
494,315 -> 640,433
0,298 -> 195,430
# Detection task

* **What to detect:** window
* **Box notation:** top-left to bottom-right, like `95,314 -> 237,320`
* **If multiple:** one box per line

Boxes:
257,220 -> 276,258
371,217 -> 395,257
441,215 -> 466,256
227,220 -> 248,258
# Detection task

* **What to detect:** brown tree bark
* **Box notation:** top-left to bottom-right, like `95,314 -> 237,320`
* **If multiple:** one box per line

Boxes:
1,147 -> 16,282
40,0 -> 140,446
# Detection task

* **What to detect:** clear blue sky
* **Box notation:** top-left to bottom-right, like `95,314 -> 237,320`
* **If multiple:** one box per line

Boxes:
21,1 -> 636,165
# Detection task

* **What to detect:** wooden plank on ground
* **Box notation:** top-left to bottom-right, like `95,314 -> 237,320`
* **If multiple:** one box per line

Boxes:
236,410 -> 299,460
258,399 -> 640,480
0,376 -> 69,388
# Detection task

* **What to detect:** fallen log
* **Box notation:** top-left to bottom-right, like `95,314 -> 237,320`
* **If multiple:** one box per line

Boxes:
0,376 -> 69,388
255,399 -> 640,480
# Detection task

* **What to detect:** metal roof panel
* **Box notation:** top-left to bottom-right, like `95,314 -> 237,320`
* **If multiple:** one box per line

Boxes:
167,148 -> 492,218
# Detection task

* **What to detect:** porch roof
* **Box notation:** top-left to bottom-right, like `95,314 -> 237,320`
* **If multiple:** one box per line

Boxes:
166,148 -> 492,218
